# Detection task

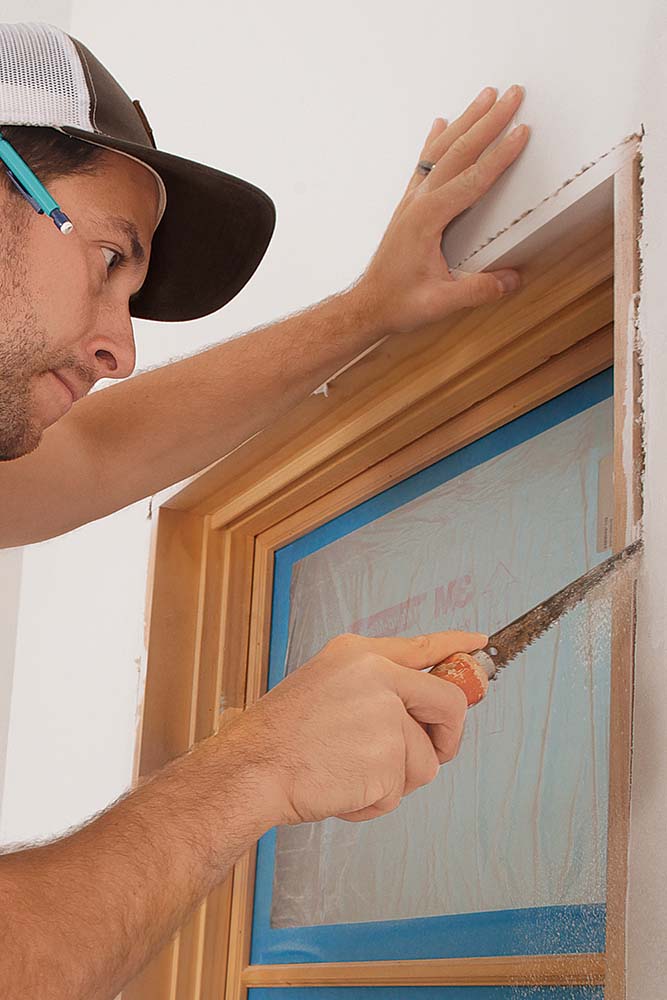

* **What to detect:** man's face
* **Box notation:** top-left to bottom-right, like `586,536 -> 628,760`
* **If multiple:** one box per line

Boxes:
0,149 -> 160,460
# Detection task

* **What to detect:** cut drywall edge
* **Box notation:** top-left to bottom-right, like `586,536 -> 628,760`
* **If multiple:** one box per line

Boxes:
631,145 -> 647,541
314,133 -> 640,398
161,133 -> 645,516
623,290 -> 644,543
451,130 -> 643,268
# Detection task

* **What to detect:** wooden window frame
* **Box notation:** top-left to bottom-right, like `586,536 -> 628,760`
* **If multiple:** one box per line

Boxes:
124,141 -> 642,1000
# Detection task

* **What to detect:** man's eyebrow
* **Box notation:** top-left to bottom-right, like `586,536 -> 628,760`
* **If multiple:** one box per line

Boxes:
106,215 -> 146,265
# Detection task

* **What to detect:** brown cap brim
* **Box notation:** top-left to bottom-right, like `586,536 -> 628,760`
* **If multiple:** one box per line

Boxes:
62,126 -> 276,322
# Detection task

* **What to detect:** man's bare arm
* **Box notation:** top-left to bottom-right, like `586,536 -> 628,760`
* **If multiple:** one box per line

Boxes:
2,724 -> 274,1000
0,288 -> 388,545
0,88 -> 528,546
0,629 -> 481,1000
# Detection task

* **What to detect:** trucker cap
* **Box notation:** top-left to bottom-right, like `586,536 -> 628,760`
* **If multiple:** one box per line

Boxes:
0,21 -> 276,322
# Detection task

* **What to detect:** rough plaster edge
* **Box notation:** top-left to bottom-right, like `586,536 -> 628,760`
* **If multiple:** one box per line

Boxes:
634,145 -> 646,533
454,130 -> 644,267
313,132 -> 643,399
157,131 -> 646,509
623,142 -> 645,985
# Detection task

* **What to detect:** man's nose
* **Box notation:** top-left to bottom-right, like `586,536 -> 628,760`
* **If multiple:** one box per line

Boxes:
87,311 -> 137,381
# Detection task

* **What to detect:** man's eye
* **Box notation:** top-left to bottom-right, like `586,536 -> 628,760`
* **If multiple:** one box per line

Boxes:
101,247 -> 123,272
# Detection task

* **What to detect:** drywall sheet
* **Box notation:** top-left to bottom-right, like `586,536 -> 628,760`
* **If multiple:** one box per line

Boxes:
269,394 -> 613,930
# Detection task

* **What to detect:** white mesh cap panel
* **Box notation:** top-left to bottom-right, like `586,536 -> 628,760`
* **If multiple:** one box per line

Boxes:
0,22 -> 92,129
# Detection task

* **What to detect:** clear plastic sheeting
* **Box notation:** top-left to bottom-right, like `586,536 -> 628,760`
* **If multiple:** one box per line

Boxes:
270,398 -> 613,929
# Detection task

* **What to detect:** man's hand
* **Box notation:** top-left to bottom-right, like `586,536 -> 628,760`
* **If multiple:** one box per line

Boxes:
354,85 -> 530,336
0,88 -> 529,547
230,629 -> 488,825
1,628 -> 486,1000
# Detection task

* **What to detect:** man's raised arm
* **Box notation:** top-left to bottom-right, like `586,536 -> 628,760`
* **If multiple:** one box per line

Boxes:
0,87 -> 528,547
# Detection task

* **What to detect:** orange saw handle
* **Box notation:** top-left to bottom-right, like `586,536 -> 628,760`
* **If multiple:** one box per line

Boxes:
430,650 -> 497,707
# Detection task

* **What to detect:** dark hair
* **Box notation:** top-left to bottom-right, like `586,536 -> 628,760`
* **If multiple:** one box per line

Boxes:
0,125 -> 106,196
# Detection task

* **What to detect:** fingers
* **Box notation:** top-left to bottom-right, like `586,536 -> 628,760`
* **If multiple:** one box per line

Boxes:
336,716 -> 441,821
337,674 -> 464,823
386,661 -> 468,764
355,630 -> 489,670
417,89 -> 497,188
423,85 -> 525,193
444,267 -> 522,310
419,116 -> 448,159
337,720 -> 438,822
404,117 -> 448,197
402,713 -> 440,795
337,792 -> 403,823
430,86 -> 498,160
432,124 -> 531,231
407,87 -> 498,195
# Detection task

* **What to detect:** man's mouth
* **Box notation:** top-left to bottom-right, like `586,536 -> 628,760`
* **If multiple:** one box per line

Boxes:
52,369 -> 88,403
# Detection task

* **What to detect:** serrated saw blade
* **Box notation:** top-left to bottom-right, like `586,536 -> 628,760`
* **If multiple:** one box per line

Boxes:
481,540 -> 642,675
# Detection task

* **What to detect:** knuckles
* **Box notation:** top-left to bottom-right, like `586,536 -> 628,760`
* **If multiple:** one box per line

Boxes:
460,163 -> 481,192
410,633 -> 434,655
322,632 -> 361,656
320,634 -> 391,680
450,133 -> 472,160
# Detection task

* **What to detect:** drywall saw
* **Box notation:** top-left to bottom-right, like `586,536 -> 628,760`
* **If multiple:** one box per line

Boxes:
431,540 -> 642,706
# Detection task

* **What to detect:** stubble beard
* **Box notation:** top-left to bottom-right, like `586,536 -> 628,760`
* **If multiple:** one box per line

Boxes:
0,211 -> 96,462
0,329 -> 48,461
0,221 -> 78,462
0,232 -> 50,461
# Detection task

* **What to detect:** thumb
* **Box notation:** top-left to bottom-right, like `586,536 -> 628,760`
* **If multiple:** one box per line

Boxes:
447,268 -> 521,309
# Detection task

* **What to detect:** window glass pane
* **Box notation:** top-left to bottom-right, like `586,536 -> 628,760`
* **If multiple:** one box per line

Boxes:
270,397 -> 613,929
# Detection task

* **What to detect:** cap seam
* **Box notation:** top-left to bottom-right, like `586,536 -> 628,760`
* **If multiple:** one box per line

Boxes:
70,38 -> 99,132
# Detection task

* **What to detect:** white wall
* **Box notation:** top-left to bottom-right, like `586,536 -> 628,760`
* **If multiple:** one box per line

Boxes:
0,547 -> 22,817
1,0 -> 71,26
1,500 -> 152,843
2,0 -> 666,992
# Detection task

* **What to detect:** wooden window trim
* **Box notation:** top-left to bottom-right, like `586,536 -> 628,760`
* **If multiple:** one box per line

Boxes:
124,142 -> 641,1000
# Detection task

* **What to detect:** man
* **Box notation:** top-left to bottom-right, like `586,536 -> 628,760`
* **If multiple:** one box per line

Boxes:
0,21 -> 528,1000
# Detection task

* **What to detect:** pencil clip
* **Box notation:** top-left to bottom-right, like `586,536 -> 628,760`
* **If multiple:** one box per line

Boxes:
4,166 -> 44,215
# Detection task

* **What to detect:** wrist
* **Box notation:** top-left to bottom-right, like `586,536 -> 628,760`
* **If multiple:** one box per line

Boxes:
208,717 -> 288,838
337,277 -> 395,343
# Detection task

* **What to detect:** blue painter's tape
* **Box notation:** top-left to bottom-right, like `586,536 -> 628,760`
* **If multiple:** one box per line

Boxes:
251,369 -> 613,968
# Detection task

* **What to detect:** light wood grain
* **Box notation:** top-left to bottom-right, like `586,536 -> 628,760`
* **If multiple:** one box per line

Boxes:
230,284 -> 612,541
259,328 -> 613,553
123,508 -> 207,1000
241,953 -> 605,988
208,226 -> 613,531
199,879 -> 235,1000
129,176 -> 635,1000
224,540 -> 276,1000
135,507 -> 206,775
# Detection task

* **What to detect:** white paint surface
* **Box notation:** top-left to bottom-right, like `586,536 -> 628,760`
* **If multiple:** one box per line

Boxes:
2,1 -> 71,25
2,0 -> 665,992
0,547 -> 23,819
0,499 -> 152,844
